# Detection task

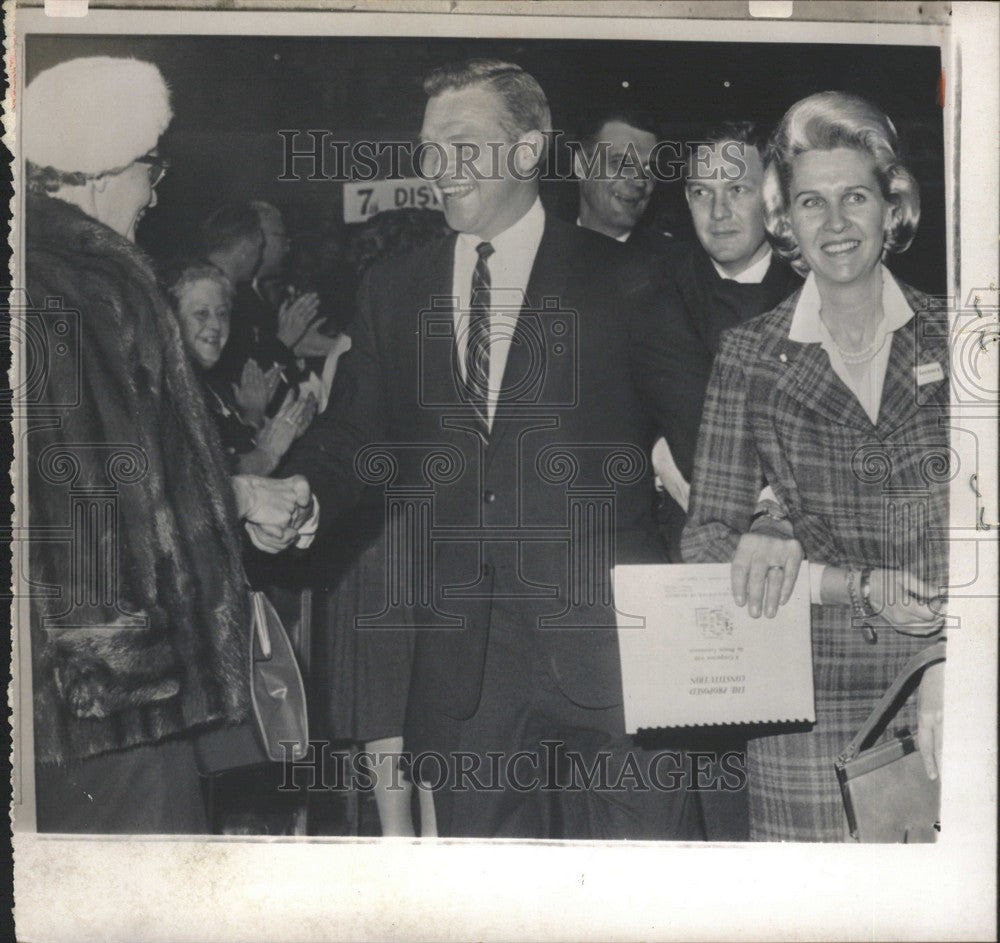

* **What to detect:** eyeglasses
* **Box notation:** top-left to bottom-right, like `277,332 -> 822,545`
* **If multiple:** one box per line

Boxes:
134,154 -> 171,188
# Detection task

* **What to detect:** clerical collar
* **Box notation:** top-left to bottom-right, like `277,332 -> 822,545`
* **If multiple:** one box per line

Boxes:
710,247 -> 772,284
575,217 -> 630,243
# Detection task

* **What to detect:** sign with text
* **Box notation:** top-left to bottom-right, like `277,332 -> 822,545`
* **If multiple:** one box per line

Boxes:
343,178 -> 442,223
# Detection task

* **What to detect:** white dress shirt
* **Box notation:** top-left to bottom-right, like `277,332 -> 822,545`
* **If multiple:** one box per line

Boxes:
285,200 -> 546,551
453,197 -> 546,428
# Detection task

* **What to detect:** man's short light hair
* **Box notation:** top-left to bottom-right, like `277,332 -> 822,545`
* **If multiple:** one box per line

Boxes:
422,58 -> 552,140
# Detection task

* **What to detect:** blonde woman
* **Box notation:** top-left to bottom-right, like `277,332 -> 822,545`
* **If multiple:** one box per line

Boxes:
683,92 -> 948,841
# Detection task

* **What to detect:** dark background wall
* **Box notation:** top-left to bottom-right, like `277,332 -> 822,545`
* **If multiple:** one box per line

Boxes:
26,34 -> 946,294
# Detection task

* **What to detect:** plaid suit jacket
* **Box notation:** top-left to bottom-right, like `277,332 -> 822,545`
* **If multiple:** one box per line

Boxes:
682,276 -> 950,590
680,275 -> 949,839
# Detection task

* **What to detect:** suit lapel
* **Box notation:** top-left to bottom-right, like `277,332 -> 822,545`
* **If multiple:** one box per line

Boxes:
761,256 -> 802,311
417,235 -> 464,412
875,315 -> 935,435
765,296 -> 873,432
774,336 -> 875,431
484,220 -> 571,470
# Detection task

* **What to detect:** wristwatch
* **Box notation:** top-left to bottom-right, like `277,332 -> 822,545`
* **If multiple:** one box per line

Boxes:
750,499 -> 789,526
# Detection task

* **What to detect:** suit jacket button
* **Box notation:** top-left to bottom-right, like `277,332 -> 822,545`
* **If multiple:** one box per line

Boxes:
484,489 -> 496,503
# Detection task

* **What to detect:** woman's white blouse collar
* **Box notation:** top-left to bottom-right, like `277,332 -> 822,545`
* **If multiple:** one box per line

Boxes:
787,265 -> 915,344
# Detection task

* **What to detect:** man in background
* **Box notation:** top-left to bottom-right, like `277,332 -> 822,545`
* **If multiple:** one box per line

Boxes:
248,200 -> 333,360
639,120 -> 801,563
634,119 -> 802,842
574,108 -> 688,290
204,202 -> 318,424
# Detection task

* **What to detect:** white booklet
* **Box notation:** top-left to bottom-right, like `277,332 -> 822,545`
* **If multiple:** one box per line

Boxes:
612,563 -> 815,731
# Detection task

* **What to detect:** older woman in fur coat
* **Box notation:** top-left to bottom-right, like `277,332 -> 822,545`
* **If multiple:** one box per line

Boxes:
22,57 -> 311,832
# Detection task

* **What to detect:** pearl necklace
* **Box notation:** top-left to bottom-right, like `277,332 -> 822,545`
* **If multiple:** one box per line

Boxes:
832,333 -> 880,365
821,301 -> 884,366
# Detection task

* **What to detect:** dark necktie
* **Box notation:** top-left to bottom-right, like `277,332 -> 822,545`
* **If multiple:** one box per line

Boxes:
466,241 -> 494,435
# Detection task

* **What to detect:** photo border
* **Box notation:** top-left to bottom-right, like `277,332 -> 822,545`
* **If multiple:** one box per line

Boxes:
6,3 -> 996,940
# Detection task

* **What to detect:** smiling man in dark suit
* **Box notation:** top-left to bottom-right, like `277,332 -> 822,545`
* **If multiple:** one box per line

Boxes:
283,59 -> 700,840
574,107 -> 689,292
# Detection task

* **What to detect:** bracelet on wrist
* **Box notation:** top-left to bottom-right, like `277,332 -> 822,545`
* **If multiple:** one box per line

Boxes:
846,566 -> 878,644
858,567 -> 877,619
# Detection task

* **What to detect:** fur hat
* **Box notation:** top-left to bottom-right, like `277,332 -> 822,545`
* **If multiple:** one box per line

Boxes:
23,56 -> 172,176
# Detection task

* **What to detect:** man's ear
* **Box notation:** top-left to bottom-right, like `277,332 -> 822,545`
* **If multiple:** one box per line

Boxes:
513,129 -> 546,175
92,175 -> 109,193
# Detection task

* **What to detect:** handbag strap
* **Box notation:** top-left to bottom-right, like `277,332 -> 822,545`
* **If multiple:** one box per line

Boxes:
250,590 -> 272,659
840,639 -> 946,763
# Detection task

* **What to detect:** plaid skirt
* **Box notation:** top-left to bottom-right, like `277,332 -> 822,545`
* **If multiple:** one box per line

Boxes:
747,603 -> 931,842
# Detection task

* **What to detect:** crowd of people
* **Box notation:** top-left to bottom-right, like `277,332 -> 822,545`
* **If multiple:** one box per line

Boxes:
23,54 -> 948,841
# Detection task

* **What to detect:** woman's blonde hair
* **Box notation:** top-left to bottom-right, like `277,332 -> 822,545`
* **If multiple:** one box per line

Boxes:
763,91 -> 921,275
160,259 -> 235,312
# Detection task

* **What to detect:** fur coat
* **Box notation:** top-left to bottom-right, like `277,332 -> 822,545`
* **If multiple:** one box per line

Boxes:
25,193 -> 250,766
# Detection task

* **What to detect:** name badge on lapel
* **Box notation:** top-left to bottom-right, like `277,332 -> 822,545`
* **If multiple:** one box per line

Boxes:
915,361 -> 945,386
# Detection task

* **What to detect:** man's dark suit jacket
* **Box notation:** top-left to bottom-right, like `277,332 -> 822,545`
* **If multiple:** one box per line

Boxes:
287,215 -> 664,734
620,225 -> 691,295
634,246 -> 801,559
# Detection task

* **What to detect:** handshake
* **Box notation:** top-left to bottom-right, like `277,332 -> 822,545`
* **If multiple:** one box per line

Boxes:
232,474 -> 317,553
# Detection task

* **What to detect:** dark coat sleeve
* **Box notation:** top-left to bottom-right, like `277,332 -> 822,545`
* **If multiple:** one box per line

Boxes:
630,279 -> 716,481
283,268 -> 388,534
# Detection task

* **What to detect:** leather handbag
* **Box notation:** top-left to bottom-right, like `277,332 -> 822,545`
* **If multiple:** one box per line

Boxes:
195,590 -> 309,775
835,640 -> 945,843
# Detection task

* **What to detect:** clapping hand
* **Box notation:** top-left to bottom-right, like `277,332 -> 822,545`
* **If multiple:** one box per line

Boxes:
256,391 -> 318,466
277,289 -> 320,351
233,361 -> 282,429
232,473 -> 313,553
291,321 -> 338,359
